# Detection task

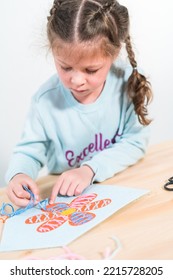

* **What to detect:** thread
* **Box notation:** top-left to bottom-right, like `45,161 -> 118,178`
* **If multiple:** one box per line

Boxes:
0,186 -> 35,217
23,236 -> 122,260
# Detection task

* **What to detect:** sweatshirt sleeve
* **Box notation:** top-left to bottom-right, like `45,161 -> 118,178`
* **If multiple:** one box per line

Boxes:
5,97 -> 49,183
81,101 -> 150,182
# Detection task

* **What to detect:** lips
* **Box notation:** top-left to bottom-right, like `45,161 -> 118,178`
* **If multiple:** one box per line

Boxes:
71,88 -> 88,93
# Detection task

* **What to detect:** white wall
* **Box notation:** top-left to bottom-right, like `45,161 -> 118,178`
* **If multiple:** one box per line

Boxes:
0,0 -> 173,187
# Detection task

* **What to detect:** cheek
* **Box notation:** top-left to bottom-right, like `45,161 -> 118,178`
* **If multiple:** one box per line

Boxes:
56,68 -> 70,85
90,71 -> 108,86
89,78 -> 101,87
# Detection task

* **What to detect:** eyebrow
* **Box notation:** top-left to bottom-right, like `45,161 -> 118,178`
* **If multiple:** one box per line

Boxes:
56,58 -> 103,69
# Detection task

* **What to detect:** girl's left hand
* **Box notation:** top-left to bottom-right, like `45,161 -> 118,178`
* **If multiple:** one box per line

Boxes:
49,165 -> 94,204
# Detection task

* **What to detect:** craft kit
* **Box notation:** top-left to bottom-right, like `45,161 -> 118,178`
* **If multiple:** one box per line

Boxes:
0,184 -> 149,252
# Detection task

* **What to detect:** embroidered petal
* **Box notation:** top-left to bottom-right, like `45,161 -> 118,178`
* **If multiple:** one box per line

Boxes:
25,212 -> 54,224
37,216 -> 67,232
69,212 -> 95,226
70,193 -> 97,209
81,199 -> 111,211
46,203 -> 70,213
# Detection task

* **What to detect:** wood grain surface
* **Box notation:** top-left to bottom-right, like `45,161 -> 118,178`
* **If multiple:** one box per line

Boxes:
0,141 -> 173,260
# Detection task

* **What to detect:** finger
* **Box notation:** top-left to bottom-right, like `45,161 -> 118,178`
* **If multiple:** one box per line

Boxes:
22,178 -> 40,200
49,177 -> 64,204
66,182 -> 79,196
58,179 -> 73,196
13,197 -> 31,208
13,184 -> 30,200
6,187 -> 18,204
8,181 -> 39,207
6,188 -> 30,207
74,184 -> 87,196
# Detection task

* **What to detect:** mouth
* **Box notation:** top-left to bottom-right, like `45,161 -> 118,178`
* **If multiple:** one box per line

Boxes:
71,88 -> 88,94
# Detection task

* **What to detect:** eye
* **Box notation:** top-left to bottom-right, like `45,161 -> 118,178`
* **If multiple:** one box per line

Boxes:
86,69 -> 98,74
61,66 -> 72,72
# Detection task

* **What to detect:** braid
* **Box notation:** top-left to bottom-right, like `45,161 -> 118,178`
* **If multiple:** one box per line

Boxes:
102,1 -> 116,14
91,1 -> 116,22
47,0 -> 76,44
125,36 -> 153,125
46,0 -> 153,126
125,35 -> 137,69
47,0 -> 57,21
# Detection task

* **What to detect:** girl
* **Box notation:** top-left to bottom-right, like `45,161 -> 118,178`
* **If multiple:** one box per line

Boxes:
6,0 -> 152,207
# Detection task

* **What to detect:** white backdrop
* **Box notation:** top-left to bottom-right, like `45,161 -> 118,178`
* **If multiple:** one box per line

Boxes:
0,0 -> 173,187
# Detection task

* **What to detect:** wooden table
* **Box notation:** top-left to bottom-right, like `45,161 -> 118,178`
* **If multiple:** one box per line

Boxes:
0,141 -> 173,260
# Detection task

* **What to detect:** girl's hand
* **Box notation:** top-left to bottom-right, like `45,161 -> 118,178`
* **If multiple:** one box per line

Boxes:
49,165 -> 94,204
6,173 -> 40,207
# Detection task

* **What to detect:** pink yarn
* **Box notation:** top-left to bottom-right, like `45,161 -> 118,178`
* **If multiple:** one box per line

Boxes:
24,236 -> 121,260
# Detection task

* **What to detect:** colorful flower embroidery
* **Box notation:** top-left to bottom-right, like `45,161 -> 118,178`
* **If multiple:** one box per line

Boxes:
25,193 -> 111,233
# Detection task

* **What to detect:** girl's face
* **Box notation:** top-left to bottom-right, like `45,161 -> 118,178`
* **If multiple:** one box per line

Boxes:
52,42 -> 117,104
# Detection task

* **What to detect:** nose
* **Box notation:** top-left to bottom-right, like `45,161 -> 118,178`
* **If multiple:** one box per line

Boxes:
71,71 -> 86,87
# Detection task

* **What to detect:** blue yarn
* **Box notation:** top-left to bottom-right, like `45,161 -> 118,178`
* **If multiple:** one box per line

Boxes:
0,186 -> 36,217
0,186 -> 55,218
36,199 -> 49,211
0,203 -> 15,217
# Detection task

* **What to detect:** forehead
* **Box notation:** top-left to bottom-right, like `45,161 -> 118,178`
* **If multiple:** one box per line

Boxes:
52,40 -> 109,65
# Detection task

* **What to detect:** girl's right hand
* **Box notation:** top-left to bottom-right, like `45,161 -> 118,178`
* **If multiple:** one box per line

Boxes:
6,173 -> 40,207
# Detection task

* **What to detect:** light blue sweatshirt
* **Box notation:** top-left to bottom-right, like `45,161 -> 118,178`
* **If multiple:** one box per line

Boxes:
5,63 -> 149,183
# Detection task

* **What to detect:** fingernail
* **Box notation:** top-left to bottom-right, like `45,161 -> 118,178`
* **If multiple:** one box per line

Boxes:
49,200 -> 53,204
35,195 -> 39,200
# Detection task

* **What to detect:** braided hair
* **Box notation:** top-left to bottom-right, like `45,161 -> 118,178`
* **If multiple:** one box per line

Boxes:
47,0 -> 152,125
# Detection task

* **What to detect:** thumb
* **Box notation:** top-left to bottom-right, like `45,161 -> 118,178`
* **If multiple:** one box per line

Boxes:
25,179 -> 40,202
